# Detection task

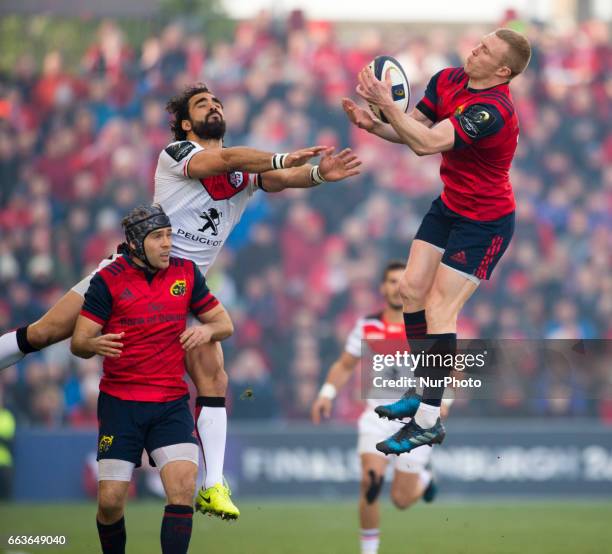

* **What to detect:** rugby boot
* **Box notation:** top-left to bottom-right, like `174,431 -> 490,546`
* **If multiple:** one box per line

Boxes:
374,388 -> 421,420
376,417 -> 445,455
195,481 -> 240,520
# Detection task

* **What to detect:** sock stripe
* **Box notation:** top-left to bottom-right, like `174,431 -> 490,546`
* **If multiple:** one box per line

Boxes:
196,396 -> 225,408
164,512 -> 193,519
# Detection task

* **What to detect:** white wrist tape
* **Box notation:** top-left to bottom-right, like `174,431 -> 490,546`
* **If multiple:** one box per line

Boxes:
272,153 -> 289,170
310,165 -> 326,185
319,383 -> 337,399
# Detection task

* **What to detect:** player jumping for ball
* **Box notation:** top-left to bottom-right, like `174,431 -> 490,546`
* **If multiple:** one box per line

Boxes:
0,84 -> 362,518
311,261 -> 452,554
342,29 -> 531,454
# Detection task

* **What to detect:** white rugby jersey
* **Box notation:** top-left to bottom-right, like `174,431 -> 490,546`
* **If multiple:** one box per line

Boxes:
345,313 -> 407,409
154,140 -> 259,274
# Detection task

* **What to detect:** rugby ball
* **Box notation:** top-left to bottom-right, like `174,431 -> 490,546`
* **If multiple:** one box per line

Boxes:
367,55 -> 410,123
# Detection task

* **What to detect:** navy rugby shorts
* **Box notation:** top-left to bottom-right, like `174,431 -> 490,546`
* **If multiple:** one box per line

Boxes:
414,196 -> 515,281
96,392 -> 197,467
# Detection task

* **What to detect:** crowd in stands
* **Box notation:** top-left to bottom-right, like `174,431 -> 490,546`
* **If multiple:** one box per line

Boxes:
0,11 -> 610,426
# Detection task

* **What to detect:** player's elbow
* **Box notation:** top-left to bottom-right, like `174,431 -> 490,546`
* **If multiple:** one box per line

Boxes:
223,319 -> 234,339
70,337 -> 93,359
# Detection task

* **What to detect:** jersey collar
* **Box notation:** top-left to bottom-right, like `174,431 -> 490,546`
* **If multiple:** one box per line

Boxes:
466,81 -> 510,93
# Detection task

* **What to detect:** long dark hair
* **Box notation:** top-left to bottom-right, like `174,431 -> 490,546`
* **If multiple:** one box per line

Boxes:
166,84 -> 210,141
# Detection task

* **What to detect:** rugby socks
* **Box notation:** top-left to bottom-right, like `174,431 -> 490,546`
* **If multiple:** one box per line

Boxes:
96,516 -> 126,554
418,468 -> 432,490
161,504 -> 193,554
403,310 -> 427,351
360,528 -> 380,554
0,330 -> 26,369
195,396 -> 227,488
414,333 -> 456,429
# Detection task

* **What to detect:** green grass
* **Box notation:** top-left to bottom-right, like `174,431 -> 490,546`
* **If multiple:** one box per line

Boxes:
1,500 -> 610,553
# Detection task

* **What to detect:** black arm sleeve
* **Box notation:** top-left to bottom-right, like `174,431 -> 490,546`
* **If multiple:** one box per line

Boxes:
82,274 -> 113,323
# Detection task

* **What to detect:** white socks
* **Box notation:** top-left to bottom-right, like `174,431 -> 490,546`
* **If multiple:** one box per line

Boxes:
418,468 -> 432,490
360,528 -> 380,554
196,401 -> 227,489
0,331 -> 24,370
414,402 -> 440,429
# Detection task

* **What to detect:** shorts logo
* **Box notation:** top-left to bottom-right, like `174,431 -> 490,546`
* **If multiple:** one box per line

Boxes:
228,172 -> 244,188
98,435 -> 114,453
449,251 -> 467,265
170,279 -> 187,296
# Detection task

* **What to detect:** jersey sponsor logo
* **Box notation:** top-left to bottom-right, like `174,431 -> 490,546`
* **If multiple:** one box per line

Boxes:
198,208 -> 222,236
170,279 -> 187,297
98,435 -> 114,453
457,104 -> 497,139
228,171 -> 244,188
165,141 -> 196,162
176,228 -> 223,247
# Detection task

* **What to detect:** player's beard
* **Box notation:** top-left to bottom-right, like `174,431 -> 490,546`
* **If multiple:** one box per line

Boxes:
191,113 -> 226,140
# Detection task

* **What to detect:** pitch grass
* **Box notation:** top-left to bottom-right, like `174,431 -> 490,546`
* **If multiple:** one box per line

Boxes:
1,500 -> 610,554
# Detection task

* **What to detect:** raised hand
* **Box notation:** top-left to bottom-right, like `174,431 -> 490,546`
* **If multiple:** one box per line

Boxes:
319,147 -> 362,182
284,146 -> 329,168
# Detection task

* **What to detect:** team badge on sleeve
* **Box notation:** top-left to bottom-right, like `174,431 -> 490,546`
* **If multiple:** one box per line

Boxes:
170,279 -> 187,296
457,104 -> 497,139
228,171 -> 244,188
165,141 -> 196,162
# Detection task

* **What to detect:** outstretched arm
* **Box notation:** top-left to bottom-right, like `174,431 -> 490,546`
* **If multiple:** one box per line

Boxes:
342,99 -> 434,144
311,351 -> 360,424
187,145 -> 328,179
356,67 -> 453,156
261,147 -> 361,193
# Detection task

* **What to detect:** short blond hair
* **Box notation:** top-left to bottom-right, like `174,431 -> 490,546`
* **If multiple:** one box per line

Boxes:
495,28 -> 531,78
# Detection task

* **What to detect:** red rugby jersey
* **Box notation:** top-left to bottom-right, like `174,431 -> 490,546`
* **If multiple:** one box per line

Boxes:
80,255 -> 219,402
416,67 -> 519,221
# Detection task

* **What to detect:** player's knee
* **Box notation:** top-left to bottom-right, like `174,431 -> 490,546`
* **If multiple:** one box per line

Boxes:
390,488 -> 419,510
361,470 -> 384,505
399,272 -> 428,306
167,470 -> 197,505
98,488 -> 126,519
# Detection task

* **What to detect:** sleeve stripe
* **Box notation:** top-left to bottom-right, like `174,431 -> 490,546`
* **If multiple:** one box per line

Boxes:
478,93 -> 514,116
195,297 -> 219,315
191,292 -> 213,310
416,100 -> 436,122
80,310 -> 106,325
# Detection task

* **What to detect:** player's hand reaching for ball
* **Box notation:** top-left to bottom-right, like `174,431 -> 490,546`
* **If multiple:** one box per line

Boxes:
356,66 -> 393,109
311,396 -> 333,425
319,147 -> 362,182
180,325 -> 214,351
342,98 -> 378,131
284,146 -> 329,168
90,332 -> 125,358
